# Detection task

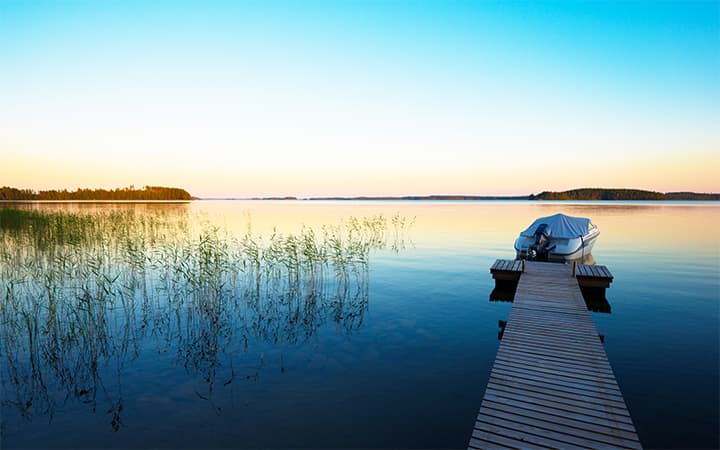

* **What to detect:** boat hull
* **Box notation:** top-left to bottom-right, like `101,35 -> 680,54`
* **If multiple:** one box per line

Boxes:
514,229 -> 599,262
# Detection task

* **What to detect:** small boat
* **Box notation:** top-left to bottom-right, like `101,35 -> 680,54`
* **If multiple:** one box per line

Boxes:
514,213 -> 600,262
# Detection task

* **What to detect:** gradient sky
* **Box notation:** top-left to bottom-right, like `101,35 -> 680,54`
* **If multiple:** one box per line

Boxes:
1,1 -> 718,197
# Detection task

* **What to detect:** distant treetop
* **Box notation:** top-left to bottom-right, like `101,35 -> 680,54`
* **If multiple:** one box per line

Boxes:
0,186 -> 193,201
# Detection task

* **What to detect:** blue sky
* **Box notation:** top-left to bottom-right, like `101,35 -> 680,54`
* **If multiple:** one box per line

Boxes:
1,1 -> 718,196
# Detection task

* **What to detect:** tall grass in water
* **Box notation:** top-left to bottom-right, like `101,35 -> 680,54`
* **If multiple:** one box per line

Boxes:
0,207 -> 411,427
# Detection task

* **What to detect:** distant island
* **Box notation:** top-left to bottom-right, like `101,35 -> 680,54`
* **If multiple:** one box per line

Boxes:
0,186 -> 193,201
529,188 -> 719,201
1,186 -> 717,202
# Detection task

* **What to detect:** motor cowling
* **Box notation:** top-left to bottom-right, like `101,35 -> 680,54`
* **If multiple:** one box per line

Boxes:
528,223 -> 552,261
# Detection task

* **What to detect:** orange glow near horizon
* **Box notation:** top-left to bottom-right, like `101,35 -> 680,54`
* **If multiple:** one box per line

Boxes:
3,148 -> 718,198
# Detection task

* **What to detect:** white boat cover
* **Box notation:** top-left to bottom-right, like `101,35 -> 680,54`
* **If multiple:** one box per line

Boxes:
520,213 -> 591,238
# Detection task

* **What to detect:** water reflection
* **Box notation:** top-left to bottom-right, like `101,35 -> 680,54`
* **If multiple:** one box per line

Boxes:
489,281 -> 517,303
581,287 -> 612,313
2,201 -> 717,449
0,208 -> 410,429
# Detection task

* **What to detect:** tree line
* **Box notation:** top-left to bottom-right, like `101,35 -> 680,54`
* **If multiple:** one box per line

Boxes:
0,186 -> 193,201
530,188 -> 719,201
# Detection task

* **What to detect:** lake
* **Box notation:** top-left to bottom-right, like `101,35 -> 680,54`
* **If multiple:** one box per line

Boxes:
1,200 -> 718,449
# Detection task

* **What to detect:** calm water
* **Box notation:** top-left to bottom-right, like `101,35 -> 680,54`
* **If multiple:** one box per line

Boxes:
1,201 -> 718,449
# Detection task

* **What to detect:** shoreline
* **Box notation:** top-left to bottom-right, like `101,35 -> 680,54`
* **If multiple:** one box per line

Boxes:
2,198 -> 719,204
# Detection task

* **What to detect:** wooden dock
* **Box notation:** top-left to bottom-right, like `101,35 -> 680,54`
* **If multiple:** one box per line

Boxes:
576,264 -> 614,289
470,260 -> 641,449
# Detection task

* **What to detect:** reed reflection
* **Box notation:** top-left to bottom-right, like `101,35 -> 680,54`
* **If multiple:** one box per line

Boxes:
0,208 -> 411,429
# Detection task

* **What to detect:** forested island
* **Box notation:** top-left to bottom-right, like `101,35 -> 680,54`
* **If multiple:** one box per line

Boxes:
529,188 -> 719,201
0,186 -> 193,201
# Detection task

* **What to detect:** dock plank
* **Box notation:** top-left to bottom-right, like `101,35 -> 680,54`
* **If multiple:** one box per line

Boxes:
470,260 -> 641,449
478,405 -> 641,448
484,387 -> 636,426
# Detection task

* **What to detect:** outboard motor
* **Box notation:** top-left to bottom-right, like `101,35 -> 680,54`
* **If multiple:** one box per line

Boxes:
528,223 -> 552,261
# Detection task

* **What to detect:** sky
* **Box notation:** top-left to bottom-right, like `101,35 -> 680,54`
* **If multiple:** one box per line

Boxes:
1,0 -> 718,198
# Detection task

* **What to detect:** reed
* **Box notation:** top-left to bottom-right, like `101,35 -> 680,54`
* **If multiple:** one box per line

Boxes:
0,207 -> 411,426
